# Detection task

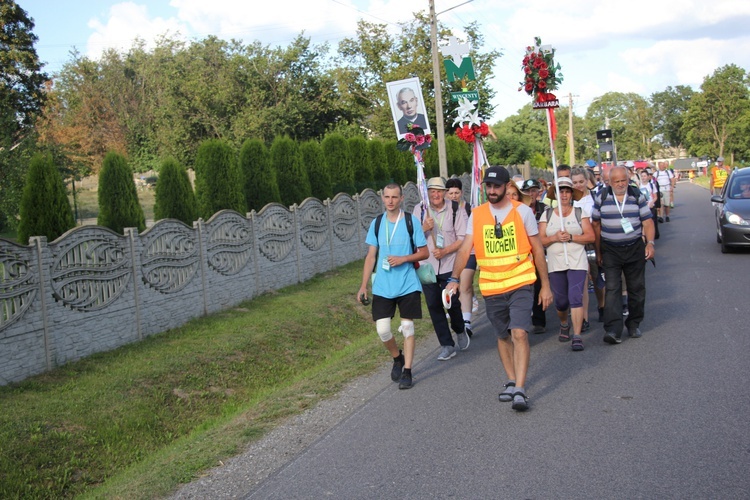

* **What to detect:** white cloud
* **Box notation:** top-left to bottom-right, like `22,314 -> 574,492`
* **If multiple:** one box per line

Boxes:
87,2 -> 186,58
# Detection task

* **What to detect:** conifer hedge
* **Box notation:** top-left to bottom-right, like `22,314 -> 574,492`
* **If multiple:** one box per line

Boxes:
97,151 -> 146,233
239,138 -> 280,211
153,157 -> 197,225
321,133 -> 354,195
271,136 -> 311,207
348,136 -> 373,192
194,139 -> 246,219
17,153 -> 75,244
368,139 -> 390,188
300,140 -> 331,200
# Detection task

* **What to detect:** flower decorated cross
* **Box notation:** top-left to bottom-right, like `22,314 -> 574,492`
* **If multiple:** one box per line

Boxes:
518,37 -> 563,104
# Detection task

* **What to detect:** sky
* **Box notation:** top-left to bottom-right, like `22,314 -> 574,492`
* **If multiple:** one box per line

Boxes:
20,0 -> 750,123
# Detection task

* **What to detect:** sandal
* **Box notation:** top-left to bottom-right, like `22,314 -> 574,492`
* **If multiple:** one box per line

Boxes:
558,323 -> 571,342
571,336 -> 584,351
498,382 -> 515,402
511,391 -> 529,411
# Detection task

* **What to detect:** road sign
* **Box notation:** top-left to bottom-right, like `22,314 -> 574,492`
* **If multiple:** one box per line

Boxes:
450,90 -> 479,102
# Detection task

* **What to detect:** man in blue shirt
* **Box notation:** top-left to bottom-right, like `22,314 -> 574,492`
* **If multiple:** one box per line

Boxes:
591,167 -> 656,344
358,183 -> 429,389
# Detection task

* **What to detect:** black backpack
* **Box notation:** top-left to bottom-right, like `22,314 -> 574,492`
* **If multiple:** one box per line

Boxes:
598,185 -> 643,205
372,212 -> 417,271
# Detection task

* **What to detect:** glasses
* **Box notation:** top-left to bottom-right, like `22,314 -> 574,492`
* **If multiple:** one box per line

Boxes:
494,216 -> 503,239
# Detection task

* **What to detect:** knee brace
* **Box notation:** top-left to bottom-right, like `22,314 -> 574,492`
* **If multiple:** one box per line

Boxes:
376,318 -> 393,342
399,319 -> 415,338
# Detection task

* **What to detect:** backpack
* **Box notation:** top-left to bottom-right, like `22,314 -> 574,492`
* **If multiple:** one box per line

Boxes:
650,178 -> 661,208
372,212 -> 416,271
420,200 -> 462,227
544,206 -> 583,225
598,185 -> 643,205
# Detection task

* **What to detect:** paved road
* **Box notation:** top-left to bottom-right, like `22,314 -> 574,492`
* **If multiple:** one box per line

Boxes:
179,182 -> 750,499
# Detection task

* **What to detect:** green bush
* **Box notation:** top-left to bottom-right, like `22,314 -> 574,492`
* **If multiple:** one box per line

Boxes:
384,142 -> 406,187
348,136 -> 373,192
271,136 -> 311,206
194,139 -> 246,219
421,141 -> 439,178
239,138 -> 281,211
97,151 -> 146,233
17,153 -> 75,244
446,135 -> 471,176
300,140 -> 331,200
321,133 -> 354,195
368,139 -> 391,188
153,157 -> 197,225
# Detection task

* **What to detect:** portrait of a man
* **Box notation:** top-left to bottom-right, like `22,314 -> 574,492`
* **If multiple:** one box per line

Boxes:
386,77 -> 431,139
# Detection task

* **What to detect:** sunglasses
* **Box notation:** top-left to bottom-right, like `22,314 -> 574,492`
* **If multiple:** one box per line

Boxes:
494,216 -> 503,239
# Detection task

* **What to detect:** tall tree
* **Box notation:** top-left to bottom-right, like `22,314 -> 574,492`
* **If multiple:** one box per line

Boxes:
300,140 -> 331,200
683,64 -> 750,159
97,152 -> 146,233
368,139 -> 390,187
650,85 -> 694,157
348,136 -> 373,191
0,1 -> 48,230
321,133 -> 354,195
17,153 -> 75,244
193,139 -> 246,219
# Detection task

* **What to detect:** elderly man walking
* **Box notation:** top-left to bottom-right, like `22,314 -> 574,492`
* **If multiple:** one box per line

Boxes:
591,166 -> 656,344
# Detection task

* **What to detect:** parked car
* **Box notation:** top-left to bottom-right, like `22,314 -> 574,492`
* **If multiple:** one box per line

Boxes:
710,167 -> 750,253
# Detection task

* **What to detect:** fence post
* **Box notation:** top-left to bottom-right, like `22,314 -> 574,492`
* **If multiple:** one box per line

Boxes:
30,236 -> 52,371
194,219 -> 209,316
124,228 -> 143,341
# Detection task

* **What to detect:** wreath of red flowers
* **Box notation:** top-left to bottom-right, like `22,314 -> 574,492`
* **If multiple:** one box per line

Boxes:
518,37 -> 563,101
455,122 -> 489,145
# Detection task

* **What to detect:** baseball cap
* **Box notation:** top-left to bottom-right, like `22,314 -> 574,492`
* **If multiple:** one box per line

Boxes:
520,179 -> 540,192
426,177 -> 446,190
482,166 -> 510,185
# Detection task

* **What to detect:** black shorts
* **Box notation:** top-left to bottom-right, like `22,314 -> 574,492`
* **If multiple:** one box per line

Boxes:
465,254 -> 478,271
372,291 -> 423,322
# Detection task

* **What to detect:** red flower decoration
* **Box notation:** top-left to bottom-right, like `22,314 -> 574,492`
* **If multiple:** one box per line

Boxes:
518,37 -> 564,99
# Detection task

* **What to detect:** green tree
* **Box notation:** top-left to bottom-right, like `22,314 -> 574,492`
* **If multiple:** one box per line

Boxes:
193,139 -> 246,219
153,157 -> 196,225
300,140 -> 331,200
17,153 -> 74,244
321,133 -> 353,195
0,1 -> 48,230
683,64 -> 750,159
240,138 -> 280,210
97,151 -> 146,233
650,85 -> 694,157
348,136 -> 373,191
384,142 -> 407,186
271,136 -> 310,206
368,139 -> 390,187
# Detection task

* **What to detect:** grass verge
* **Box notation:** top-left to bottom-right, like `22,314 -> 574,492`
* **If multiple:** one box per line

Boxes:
0,260 -> 432,499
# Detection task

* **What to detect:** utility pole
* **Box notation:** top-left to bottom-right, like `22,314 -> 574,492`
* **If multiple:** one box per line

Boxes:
429,0 -> 448,179
568,92 -> 575,166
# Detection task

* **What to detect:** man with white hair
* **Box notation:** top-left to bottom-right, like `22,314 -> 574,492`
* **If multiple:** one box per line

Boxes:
654,161 -> 676,222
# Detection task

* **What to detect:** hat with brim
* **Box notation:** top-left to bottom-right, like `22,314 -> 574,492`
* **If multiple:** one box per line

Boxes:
426,177 -> 446,190
482,166 -> 510,185
546,177 -> 584,201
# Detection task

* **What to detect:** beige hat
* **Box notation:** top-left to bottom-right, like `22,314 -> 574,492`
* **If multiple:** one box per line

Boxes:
546,177 -> 584,201
426,177 -> 446,190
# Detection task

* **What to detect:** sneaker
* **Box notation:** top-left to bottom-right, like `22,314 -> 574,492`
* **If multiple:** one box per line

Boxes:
531,325 -> 546,335
465,325 -> 474,338
391,351 -> 405,382
666,216 -> 670,222
456,331 -> 470,351
657,217 -> 664,223
629,327 -> 642,338
597,307 -> 604,323
398,371 -> 412,390
558,323 -> 571,342
571,335 -> 584,351
437,345 -> 456,361
603,332 -> 622,344
498,382 -> 515,402
582,319 -> 590,332
511,391 -> 529,411
622,303 -> 629,317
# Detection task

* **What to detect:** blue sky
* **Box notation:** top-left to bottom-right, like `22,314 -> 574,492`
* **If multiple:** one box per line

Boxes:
21,0 -> 750,122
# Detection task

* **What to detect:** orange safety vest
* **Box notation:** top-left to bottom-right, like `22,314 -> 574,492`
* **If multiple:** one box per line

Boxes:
712,167 -> 729,188
473,200 -> 536,296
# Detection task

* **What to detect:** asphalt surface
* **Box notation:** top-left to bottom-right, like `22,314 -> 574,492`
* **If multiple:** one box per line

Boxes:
174,181 -> 750,499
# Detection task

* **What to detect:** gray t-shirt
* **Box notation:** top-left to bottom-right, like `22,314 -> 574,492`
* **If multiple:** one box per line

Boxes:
467,202 -> 539,238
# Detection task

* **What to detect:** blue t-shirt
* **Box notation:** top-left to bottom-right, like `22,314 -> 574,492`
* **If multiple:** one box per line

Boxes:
365,211 -> 427,299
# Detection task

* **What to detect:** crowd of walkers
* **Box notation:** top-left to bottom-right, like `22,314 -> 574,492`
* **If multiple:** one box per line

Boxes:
358,161 -> 664,411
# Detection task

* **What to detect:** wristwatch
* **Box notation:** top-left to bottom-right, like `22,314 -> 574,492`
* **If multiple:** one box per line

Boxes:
646,240 -> 655,246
